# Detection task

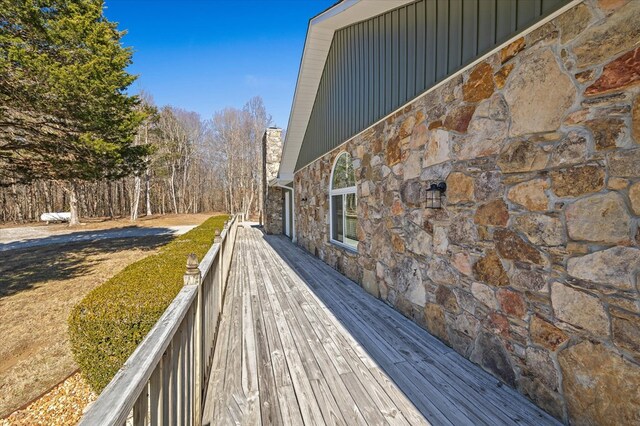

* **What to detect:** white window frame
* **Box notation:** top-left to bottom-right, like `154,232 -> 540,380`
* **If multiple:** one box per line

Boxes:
329,152 -> 358,252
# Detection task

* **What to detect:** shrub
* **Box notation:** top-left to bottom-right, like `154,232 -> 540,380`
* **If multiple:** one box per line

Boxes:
68,215 -> 229,392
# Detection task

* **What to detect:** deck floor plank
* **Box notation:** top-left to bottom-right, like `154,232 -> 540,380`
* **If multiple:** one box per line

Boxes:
202,226 -> 561,426
273,241 -> 517,426
247,238 -> 283,426
269,234 -> 552,426
248,235 -> 326,425
257,240 -> 367,426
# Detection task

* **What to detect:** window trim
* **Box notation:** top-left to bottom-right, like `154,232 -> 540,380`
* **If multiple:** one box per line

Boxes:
329,152 -> 358,252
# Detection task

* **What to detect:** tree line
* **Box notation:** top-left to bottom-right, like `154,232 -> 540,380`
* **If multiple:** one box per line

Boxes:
0,94 -> 271,223
0,0 -> 270,225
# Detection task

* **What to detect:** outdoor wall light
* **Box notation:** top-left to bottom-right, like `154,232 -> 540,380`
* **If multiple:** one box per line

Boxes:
426,182 -> 447,209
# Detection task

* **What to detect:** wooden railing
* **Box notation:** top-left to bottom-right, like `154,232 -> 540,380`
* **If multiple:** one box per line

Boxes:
79,214 -> 243,426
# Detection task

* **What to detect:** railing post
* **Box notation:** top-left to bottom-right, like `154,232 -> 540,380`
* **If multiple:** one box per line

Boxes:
214,230 -> 223,313
184,253 -> 202,426
224,221 -> 230,276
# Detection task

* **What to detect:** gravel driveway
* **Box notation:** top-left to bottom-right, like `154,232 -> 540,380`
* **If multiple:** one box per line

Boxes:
0,225 -> 195,252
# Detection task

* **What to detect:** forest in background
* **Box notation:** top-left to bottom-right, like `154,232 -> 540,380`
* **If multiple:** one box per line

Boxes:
0,94 -> 272,223
0,1 -> 272,224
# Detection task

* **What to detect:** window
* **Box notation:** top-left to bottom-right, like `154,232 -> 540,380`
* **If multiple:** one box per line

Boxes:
330,152 -> 358,250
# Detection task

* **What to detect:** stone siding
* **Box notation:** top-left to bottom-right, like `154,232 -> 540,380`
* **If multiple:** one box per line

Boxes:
264,128 -> 282,183
264,186 -> 283,235
263,127 -> 283,234
294,1 -> 640,423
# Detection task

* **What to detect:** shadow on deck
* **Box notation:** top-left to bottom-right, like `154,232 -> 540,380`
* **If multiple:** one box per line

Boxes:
202,225 -> 559,425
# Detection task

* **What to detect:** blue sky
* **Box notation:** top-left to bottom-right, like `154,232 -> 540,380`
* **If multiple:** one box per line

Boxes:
103,0 -> 336,128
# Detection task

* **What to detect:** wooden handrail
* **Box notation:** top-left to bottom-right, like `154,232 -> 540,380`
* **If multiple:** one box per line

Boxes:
79,213 -> 242,426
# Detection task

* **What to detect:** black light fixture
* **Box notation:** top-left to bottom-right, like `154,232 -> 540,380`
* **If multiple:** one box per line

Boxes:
426,182 -> 447,209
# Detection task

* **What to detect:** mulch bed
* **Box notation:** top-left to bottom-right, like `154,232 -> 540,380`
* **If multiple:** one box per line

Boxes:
1,373 -> 95,425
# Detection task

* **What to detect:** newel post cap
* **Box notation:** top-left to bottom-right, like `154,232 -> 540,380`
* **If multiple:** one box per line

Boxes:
185,253 -> 200,275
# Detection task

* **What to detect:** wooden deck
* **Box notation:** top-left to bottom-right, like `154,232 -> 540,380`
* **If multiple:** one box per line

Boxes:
202,225 -> 559,426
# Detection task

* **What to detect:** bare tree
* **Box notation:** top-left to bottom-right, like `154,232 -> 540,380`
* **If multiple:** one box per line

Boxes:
0,96 -> 272,224
130,92 -> 155,221
210,97 -> 271,219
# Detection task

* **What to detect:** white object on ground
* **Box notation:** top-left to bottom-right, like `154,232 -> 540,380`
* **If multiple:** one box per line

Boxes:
40,212 -> 71,222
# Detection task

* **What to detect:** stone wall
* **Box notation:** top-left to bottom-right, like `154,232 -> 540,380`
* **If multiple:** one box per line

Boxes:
264,186 -> 283,235
264,127 -> 283,183
294,1 -> 640,423
263,127 -> 283,233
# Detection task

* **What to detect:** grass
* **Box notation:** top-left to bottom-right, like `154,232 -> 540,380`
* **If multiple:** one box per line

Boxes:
0,213 -> 214,418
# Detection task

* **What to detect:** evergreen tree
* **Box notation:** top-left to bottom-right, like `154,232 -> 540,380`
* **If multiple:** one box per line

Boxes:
0,0 -> 149,224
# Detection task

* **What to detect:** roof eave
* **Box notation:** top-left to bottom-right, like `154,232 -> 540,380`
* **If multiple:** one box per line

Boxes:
278,0 -> 415,180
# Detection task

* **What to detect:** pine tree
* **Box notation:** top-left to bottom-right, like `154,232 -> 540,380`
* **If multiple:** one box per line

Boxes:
0,0 -> 149,224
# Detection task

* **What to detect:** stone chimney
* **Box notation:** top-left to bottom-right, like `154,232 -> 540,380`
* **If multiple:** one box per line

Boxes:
261,127 -> 283,228
263,127 -> 282,184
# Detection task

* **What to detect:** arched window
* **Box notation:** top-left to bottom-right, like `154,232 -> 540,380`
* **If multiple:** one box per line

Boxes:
330,152 -> 358,250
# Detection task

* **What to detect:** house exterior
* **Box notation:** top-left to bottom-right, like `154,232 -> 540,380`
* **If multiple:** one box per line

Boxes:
267,0 -> 640,423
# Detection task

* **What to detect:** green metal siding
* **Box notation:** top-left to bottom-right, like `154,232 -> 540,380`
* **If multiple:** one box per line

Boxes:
295,0 -> 569,171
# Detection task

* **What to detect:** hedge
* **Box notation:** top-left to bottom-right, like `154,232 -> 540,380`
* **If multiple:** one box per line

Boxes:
68,214 -> 229,392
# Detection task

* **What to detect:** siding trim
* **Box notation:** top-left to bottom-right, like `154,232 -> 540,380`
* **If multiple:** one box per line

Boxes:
292,0 -> 583,176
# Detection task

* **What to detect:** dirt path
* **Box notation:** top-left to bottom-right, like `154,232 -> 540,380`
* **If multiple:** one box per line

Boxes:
0,225 -> 194,252
0,213 -> 214,246
0,214 -> 213,419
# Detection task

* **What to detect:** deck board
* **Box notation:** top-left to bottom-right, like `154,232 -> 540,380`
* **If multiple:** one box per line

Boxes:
202,225 -> 560,426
